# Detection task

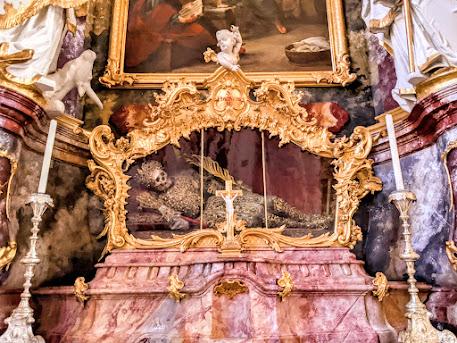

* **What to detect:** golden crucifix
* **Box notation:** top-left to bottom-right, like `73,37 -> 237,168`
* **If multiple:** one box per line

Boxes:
216,180 -> 243,242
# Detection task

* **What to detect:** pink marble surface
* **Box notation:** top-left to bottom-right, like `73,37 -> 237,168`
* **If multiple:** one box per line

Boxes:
0,248 -> 403,342
0,250 -> 444,342
23,248 -> 392,342
427,288 -> 457,327
34,287 -> 84,343
0,289 -> 20,332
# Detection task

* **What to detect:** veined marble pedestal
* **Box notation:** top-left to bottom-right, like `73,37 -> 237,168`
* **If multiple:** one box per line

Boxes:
32,247 -> 396,342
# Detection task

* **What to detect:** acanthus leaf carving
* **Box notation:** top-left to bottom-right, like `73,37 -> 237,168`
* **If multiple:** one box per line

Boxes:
86,67 -> 381,254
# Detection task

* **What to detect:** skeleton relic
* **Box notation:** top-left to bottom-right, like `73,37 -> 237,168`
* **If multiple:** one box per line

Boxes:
134,158 -> 333,232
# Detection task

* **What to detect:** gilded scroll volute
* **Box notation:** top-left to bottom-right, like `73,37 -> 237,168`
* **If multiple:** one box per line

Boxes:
86,67 -> 381,255
214,279 -> 248,299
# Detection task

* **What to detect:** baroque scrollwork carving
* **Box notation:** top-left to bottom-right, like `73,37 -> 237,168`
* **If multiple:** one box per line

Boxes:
331,53 -> 357,86
74,276 -> 89,303
0,241 -> 16,271
313,53 -> 356,87
0,150 -> 18,221
86,67 -> 381,255
372,272 -> 389,302
0,150 -> 18,271
277,271 -> 293,301
214,280 -> 248,299
167,274 -> 185,302
441,140 -> 457,270
99,58 -> 134,88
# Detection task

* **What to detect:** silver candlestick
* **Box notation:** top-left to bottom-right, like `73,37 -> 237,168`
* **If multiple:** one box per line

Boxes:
0,193 -> 53,343
389,190 -> 457,343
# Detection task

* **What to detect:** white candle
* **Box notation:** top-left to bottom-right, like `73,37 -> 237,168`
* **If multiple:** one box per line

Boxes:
385,114 -> 405,191
38,119 -> 58,193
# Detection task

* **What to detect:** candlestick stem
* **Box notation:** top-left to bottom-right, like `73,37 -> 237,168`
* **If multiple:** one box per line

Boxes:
0,193 -> 53,343
389,190 -> 457,343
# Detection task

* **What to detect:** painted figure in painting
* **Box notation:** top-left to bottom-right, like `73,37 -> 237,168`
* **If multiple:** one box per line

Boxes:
125,0 -> 217,71
242,0 -> 287,34
133,157 -> 333,231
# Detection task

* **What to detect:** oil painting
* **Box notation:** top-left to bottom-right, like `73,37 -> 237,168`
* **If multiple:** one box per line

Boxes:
101,0 -> 355,88
125,0 -> 330,73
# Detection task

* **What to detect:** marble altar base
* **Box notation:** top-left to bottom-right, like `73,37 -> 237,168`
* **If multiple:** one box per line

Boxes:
28,248 -> 396,342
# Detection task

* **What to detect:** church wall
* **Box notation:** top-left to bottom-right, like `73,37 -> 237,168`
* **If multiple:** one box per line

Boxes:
365,34 -> 398,117
1,148 -> 104,289
359,126 -> 457,288
57,17 -> 87,119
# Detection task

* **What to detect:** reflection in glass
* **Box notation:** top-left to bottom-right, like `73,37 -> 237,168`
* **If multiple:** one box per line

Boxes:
126,129 -> 335,238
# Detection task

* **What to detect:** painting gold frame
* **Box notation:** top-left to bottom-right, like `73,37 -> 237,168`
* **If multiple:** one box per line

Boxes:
87,66 -> 380,256
100,0 -> 356,89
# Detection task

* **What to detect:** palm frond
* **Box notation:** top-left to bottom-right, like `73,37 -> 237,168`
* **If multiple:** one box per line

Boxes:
184,154 -> 235,183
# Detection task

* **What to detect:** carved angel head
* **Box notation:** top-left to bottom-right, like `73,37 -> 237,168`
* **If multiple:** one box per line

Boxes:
216,29 -> 237,53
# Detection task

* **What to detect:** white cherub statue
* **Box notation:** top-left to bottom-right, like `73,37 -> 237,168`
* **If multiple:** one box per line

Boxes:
215,25 -> 242,72
36,50 -> 103,116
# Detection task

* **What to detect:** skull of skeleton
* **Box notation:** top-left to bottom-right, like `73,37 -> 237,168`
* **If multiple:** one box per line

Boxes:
150,168 -> 172,192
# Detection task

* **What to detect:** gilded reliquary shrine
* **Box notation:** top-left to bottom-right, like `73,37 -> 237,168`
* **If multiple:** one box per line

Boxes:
2,0 -> 457,342
86,68 -> 381,257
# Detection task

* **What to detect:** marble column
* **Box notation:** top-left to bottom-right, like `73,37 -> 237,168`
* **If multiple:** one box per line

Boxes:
362,83 -> 457,331
0,87 -> 44,284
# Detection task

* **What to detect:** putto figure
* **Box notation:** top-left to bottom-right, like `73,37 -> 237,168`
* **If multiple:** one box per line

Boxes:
216,26 -> 242,71
36,50 -> 103,116
205,26 -> 242,72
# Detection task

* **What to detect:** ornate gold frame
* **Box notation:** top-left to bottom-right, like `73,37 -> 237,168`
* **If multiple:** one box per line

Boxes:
87,67 -> 380,255
100,0 -> 356,88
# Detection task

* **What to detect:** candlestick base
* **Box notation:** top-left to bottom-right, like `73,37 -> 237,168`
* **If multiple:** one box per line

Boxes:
0,193 -> 53,343
389,190 -> 457,343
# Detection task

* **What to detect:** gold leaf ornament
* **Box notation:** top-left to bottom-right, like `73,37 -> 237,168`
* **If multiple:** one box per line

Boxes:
277,271 -> 293,301
167,274 -> 186,302
214,279 -> 248,299
86,67 -> 381,255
